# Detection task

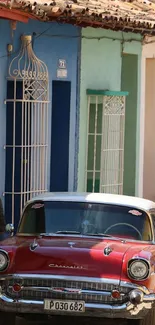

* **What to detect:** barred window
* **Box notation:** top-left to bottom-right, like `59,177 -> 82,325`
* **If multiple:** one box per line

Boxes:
86,90 -> 128,194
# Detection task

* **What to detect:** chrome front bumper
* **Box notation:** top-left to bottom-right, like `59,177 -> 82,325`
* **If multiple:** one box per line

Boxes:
0,292 -> 154,319
0,274 -> 155,319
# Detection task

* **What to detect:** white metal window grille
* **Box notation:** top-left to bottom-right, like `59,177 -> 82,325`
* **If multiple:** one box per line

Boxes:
5,35 -> 49,223
86,91 -> 128,195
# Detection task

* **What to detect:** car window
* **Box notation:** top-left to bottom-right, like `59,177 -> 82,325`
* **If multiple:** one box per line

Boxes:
18,200 -> 152,241
19,203 -> 45,234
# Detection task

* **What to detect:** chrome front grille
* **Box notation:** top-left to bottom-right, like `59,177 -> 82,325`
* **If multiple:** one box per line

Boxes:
5,277 -> 131,304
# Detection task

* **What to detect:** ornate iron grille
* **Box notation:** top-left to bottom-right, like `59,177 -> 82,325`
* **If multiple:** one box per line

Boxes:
86,93 -> 126,194
5,35 -> 49,224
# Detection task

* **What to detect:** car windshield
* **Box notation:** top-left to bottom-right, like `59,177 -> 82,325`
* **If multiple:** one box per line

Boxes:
18,200 -> 152,241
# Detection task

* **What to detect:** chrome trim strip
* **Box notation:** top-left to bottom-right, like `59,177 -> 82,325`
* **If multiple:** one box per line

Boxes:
8,286 -> 124,297
143,294 -> 155,302
0,294 -> 128,308
0,274 -> 120,285
1,274 -> 148,292
1,274 -> 149,292
15,232 -> 153,244
120,281 -> 149,294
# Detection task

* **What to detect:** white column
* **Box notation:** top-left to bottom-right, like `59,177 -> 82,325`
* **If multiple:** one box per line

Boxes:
136,36 -> 155,198
136,52 -> 146,198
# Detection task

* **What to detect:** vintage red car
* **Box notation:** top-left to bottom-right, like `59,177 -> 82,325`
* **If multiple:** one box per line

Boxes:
0,192 -> 155,325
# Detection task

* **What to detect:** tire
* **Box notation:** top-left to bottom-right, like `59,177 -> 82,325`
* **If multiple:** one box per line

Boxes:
127,307 -> 155,325
0,312 -> 16,325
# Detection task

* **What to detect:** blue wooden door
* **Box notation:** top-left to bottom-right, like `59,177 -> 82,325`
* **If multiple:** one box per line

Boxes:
50,81 -> 71,192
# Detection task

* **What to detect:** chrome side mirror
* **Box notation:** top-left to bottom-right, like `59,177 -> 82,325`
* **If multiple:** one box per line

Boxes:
5,223 -> 14,236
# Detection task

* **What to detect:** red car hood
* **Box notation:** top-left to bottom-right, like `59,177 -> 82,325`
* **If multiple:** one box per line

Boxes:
3,236 -> 147,278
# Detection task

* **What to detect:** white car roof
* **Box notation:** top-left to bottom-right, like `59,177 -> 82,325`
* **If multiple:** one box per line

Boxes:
29,192 -> 155,212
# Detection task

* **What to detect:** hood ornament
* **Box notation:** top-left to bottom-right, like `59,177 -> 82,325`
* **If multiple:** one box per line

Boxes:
30,238 -> 38,251
104,246 -> 113,256
68,242 -> 75,248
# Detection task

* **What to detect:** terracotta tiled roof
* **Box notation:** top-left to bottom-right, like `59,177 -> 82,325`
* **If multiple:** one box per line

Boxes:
1,0 -> 155,33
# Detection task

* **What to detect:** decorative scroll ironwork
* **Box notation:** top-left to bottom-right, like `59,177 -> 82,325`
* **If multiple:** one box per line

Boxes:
104,96 -> 125,115
8,35 -> 48,79
8,35 -> 48,101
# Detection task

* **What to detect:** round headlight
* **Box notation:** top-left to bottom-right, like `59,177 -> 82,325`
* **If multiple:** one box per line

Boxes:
128,259 -> 149,280
0,251 -> 9,271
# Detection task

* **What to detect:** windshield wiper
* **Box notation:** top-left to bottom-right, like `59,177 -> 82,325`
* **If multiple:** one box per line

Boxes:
85,233 -> 124,240
55,231 -> 81,234
39,233 -> 55,236
85,233 -> 112,237
39,231 -> 81,236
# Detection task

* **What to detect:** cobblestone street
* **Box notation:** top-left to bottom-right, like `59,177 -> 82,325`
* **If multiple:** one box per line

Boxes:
17,316 -> 127,325
18,320 -> 116,325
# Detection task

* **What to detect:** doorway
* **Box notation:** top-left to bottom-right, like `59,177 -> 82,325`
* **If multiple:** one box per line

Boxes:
50,80 -> 71,192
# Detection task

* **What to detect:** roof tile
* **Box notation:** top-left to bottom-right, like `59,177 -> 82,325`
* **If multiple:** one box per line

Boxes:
1,0 -> 155,33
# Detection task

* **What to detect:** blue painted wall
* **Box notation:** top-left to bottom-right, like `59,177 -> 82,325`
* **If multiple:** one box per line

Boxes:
0,19 -> 80,214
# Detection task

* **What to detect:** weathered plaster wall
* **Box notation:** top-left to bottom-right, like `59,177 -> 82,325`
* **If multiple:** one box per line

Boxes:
78,27 -> 142,195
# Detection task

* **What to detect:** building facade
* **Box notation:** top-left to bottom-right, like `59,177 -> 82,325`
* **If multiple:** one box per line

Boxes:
0,19 -> 80,228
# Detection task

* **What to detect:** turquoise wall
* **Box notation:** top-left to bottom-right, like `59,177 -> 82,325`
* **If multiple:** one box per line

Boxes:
78,27 -> 142,193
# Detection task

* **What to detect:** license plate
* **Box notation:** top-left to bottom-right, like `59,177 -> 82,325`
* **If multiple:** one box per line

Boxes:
44,299 -> 85,312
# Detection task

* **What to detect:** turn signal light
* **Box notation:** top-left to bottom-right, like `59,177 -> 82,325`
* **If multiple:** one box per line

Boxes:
111,289 -> 121,299
12,283 -> 22,292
